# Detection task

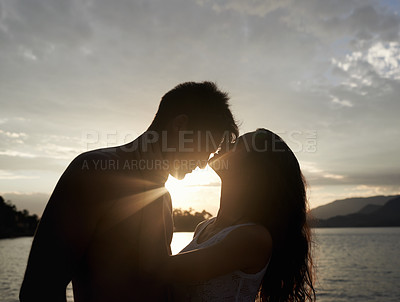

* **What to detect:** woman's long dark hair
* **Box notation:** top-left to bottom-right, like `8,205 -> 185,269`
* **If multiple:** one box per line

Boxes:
238,129 -> 315,302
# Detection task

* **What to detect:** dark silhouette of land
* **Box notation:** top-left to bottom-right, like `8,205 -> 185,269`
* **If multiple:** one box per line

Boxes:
0,196 -> 39,239
310,195 -> 399,219
313,196 -> 400,227
173,208 -> 212,232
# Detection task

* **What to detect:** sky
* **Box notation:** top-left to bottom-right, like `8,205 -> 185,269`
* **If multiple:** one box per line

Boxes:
0,0 -> 399,216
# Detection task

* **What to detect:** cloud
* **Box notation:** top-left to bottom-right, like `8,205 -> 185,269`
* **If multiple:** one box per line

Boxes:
18,46 -> 38,61
0,123 -> 81,171
300,159 -> 400,187
301,161 -> 324,174
301,161 -> 350,184
0,150 -> 36,158
0,155 -> 64,171
282,3 -> 400,45
198,0 -> 292,17
0,0 -> 92,50
330,95 -> 354,107
307,170 -> 400,186
348,184 -> 400,196
35,142 -> 82,160
0,170 -> 38,180
332,41 -> 400,83
0,129 -> 27,138
324,40 -> 400,117
366,42 -> 400,79
323,173 -> 345,180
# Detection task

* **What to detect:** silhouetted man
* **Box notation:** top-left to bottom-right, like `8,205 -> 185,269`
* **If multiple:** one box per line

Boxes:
20,82 -> 238,302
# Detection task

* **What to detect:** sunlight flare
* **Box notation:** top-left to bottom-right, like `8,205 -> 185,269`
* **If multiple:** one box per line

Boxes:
165,165 -> 221,213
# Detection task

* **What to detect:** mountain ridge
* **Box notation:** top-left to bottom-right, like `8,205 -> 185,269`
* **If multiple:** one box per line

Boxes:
315,196 -> 400,227
310,195 -> 399,219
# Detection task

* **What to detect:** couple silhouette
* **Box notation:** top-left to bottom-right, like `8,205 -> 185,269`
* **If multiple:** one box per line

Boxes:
20,82 -> 315,302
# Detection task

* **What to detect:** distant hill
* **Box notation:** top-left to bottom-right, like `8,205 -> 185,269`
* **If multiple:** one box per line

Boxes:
357,204 -> 382,215
310,195 -> 399,219
315,196 -> 400,227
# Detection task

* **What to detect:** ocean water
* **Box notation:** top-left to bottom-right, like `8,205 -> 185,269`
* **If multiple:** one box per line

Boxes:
314,228 -> 400,302
1,228 -> 399,302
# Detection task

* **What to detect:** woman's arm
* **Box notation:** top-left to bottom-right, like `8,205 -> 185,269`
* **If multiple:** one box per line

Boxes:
162,224 -> 272,282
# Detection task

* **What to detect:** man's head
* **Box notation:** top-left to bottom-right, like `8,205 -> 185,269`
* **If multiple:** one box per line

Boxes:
148,81 -> 238,179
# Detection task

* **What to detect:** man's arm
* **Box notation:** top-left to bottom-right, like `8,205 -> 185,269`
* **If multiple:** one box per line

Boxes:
110,189 -> 172,302
161,224 -> 272,282
20,159 -> 98,302
137,191 -> 172,271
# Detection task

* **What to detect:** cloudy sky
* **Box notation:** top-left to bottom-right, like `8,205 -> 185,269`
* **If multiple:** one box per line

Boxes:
1,0 -> 399,215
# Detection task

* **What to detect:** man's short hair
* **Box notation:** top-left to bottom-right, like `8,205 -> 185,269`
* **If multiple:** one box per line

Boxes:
149,81 -> 238,143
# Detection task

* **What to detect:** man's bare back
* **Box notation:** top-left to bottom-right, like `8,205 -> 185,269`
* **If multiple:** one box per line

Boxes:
21,137 -> 173,302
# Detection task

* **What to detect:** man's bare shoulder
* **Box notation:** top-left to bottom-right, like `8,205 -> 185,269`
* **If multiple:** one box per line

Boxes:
69,147 -> 125,168
60,144 -> 142,181
52,146 -> 142,202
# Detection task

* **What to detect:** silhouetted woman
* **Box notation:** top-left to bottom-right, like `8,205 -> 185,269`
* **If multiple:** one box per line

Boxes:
164,129 -> 316,301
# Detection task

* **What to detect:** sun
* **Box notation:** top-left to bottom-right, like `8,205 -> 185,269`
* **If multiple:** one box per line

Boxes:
165,164 -> 220,195
165,164 -> 221,214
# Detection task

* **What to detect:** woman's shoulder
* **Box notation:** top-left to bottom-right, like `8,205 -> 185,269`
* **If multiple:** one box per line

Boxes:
227,224 -> 272,248
222,224 -> 273,271
195,223 -> 272,274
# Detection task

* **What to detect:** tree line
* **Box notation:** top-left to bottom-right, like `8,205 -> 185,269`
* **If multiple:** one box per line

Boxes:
0,196 -> 39,239
173,208 -> 213,232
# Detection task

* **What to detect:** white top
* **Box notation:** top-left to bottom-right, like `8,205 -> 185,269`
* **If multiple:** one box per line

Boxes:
173,218 -> 269,302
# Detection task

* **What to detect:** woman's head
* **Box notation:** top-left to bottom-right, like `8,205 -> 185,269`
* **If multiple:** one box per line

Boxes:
210,129 -> 304,226
210,129 -> 315,301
